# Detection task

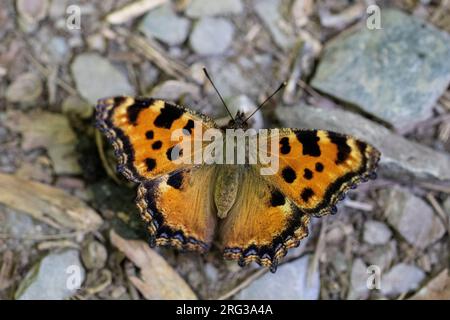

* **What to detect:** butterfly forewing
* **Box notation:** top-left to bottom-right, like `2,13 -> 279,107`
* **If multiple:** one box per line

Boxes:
258,129 -> 380,217
95,96 -> 217,182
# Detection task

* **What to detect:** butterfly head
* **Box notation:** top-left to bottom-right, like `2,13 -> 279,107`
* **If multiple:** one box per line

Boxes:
227,111 -> 249,130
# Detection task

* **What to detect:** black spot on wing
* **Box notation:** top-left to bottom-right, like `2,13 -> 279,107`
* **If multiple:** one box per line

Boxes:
145,130 -> 154,139
279,137 -> 291,155
113,96 -> 127,105
145,158 -> 156,171
328,132 -> 351,164
152,140 -> 162,150
167,171 -> 184,190
295,130 -> 321,157
154,102 -> 184,129
301,188 -> 315,202
127,98 -> 154,125
183,119 -> 195,135
281,166 -> 296,183
270,189 -> 286,207
303,168 -> 313,180
315,162 -> 324,172
166,147 -> 174,161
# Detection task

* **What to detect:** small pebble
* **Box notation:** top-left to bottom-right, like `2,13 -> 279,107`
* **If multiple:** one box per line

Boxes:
190,17 -> 234,55
81,240 -> 108,270
139,4 -> 191,46
6,72 -> 42,104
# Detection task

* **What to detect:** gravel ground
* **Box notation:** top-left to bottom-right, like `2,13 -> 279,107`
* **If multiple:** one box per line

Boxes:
0,0 -> 449,300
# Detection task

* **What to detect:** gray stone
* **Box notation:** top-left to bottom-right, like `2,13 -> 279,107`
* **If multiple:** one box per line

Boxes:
186,0 -> 243,17
347,258 -> 370,300
329,250 -> 348,274
17,0 -> 48,24
0,206 -> 39,238
190,17 -> 234,55
235,254 -> 320,300
204,263 -> 219,283
275,104 -> 450,181
48,36 -> 69,62
207,60 -> 260,99
363,220 -> 392,245
6,73 -> 42,104
139,4 -> 190,46
365,241 -> 397,272
16,250 -> 86,300
254,0 -> 295,50
381,186 -> 445,249
17,111 -> 82,175
311,9 -> 450,130
149,80 -> 200,101
0,126 -> 8,144
380,263 -> 425,297
71,53 -> 134,104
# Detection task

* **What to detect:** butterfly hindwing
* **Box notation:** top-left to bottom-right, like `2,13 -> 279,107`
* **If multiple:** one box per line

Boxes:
137,166 -> 217,253
261,129 -> 380,217
219,167 -> 310,272
96,96 -> 219,253
95,96 -> 217,183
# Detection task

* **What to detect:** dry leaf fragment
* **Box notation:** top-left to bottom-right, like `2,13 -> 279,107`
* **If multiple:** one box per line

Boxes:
0,173 -> 103,232
110,230 -> 197,300
106,0 -> 167,25
410,269 -> 450,300
0,250 -> 14,290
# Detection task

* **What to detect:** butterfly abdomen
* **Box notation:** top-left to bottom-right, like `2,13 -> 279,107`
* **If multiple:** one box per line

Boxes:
214,165 -> 241,219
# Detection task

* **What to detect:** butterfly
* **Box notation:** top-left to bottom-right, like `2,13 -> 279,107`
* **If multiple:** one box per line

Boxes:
95,72 -> 380,273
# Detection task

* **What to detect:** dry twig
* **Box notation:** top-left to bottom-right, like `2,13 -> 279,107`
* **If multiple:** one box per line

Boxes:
106,0 -> 167,25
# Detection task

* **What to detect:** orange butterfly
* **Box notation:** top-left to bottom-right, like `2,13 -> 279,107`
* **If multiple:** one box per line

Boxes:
95,70 -> 380,273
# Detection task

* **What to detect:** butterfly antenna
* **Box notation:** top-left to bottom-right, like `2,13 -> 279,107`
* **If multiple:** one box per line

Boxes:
203,67 -> 234,121
243,82 -> 286,123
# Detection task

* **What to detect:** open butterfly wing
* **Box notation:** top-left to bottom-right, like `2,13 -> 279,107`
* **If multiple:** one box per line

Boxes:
259,129 -> 380,217
218,167 -> 310,272
95,96 -> 217,182
137,166 -> 217,252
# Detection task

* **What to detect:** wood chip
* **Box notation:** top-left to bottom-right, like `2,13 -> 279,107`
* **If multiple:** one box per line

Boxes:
123,30 -> 191,80
425,193 -> 450,235
0,173 -> 103,232
0,250 -> 14,290
37,239 -> 80,251
110,230 -> 197,300
410,269 -> 450,300
319,3 -> 364,29
106,0 -> 167,25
